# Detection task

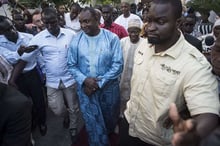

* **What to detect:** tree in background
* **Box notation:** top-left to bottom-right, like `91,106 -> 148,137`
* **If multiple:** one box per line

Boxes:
16,0 -> 121,8
186,0 -> 220,15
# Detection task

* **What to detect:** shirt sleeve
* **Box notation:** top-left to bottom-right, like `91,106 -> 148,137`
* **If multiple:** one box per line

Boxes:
20,37 -> 40,63
67,36 -> 87,87
97,35 -> 124,88
0,46 -> 21,65
184,58 -> 220,116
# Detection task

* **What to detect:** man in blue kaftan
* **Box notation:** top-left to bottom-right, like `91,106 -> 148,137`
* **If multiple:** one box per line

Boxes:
67,7 -> 123,146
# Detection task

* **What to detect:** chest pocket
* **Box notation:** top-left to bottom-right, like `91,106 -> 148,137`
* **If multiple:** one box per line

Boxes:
151,70 -> 178,97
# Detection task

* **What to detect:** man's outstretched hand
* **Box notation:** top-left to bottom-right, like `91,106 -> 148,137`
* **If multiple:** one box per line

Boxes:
169,103 -> 200,146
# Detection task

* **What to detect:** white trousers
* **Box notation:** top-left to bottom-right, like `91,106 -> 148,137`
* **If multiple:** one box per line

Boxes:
47,82 -> 80,130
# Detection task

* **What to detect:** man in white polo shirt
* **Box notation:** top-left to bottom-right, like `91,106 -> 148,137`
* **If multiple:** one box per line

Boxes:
119,0 -> 220,146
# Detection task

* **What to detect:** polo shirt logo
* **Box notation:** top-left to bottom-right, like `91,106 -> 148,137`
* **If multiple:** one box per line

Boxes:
161,64 -> 180,75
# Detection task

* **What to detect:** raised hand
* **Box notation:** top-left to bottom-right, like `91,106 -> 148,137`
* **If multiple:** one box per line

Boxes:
169,103 -> 200,146
17,45 -> 38,56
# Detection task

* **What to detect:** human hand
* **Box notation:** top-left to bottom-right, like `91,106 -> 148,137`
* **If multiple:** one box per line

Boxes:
17,45 -> 26,56
83,77 -> 99,91
169,103 -> 200,146
83,85 -> 95,96
17,45 -> 38,56
26,45 -> 38,52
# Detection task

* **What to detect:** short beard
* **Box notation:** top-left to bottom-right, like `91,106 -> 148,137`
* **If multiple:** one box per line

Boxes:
147,37 -> 161,45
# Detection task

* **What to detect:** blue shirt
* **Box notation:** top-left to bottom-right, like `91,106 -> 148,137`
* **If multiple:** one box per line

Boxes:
0,32 -> 36,72
67,28 -> 123,88
22,28 -> 76,89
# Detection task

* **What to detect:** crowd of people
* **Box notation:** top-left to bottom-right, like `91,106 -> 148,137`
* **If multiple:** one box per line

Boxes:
0,0 -> 220,146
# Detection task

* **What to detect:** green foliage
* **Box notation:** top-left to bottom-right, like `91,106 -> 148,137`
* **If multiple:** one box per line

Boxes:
186,0 -> 220,13
77,0 -> 121,5
17,0 -> 121,8
79,0 -> 91,4
53,0 -> 72,5
96,0 -> 120,5
17,0 -> 40,8
18,0 -> 70,8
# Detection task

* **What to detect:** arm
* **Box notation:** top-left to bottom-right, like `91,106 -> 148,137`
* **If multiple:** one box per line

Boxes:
67,43 -> 98,95
211,34 -> 220,76
0,45 -> 37,64
8,45 -> 38,87
97,36 -> 124,88
193,113 -> 218,139
169,51 -> 219,146
67,36 -> 103,96
8,60 -> 27,88
0,46 -> 22,65
67,36 -> 87,87
169,103 -> 219,146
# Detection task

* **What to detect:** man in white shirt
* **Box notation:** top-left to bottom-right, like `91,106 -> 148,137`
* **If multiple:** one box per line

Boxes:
10,8 -> 82,145
64,2 -> 81,34
0,15 -> 47,136
114,2 -> 143,31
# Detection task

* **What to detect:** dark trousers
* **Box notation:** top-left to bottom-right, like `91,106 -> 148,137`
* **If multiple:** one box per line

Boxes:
16,67 -> 46,126
118,118 -> 155,146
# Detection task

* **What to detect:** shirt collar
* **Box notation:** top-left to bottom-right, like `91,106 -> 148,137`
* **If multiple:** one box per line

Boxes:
0,32 -> 24,44
45,28 -> 65,38
154,31 -> 185,59
0,35 -> 8,43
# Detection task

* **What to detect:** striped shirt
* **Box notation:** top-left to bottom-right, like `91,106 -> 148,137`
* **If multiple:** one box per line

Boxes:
197,22 -> 213,35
